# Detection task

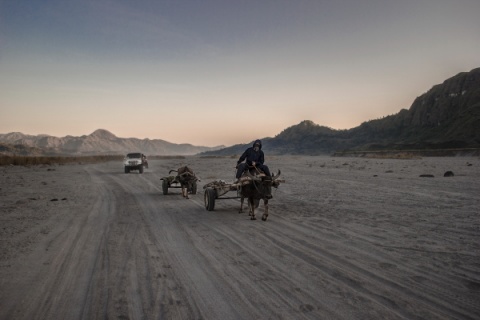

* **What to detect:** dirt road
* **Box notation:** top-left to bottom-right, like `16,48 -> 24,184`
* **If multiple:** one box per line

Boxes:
1,156 -> 479,319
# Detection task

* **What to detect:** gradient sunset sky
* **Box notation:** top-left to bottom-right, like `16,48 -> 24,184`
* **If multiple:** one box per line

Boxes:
1,0 -> 479,147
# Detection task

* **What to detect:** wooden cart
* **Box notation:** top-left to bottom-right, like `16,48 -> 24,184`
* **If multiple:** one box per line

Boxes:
160,174 -> 197,195
202,177 -> 256,211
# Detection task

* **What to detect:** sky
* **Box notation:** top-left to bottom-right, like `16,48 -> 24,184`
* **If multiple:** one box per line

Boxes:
1,0 -> 479,147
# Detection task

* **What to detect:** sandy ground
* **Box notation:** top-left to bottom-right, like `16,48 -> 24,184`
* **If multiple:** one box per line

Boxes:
0,155 -> 479,320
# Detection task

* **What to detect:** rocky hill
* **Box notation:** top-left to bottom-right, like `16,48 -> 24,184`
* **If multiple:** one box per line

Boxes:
203,67 -> 480,156
347,67 -> 480,150
0,129 -> 223,156
3,68 -> 478,157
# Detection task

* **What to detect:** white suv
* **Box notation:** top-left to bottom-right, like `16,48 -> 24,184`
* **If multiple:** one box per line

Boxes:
123,153 -> 147,174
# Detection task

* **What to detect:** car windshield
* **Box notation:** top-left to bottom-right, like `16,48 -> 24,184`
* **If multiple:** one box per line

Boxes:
126,153 -> 142,159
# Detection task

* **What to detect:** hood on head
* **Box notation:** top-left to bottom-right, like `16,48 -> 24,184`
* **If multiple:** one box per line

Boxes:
253,139 -> 262,149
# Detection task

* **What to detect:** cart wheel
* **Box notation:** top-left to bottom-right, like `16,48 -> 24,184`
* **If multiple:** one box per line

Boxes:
204,188 -> 216,211
191,181 -> 197,194
162,179 -> 169,195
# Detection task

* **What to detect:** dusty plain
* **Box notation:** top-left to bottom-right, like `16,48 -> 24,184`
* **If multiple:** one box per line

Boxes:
0,155 -> 479,319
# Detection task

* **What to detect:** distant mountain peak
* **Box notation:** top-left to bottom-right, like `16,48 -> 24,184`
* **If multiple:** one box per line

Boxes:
89,129 -> 117,140
299,120 -> 317,127
0,129 -> 222,156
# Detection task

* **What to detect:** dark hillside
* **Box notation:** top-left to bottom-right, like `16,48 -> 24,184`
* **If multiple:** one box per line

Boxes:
202,67 -> 480,156
348,67 -> 480,150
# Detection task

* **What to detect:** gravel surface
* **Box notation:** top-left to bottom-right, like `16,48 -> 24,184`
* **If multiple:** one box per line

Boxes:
1,155 -> 479,319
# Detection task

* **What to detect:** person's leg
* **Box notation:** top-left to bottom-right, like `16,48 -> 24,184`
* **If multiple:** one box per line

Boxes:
258,164 -> 271,176
236,163 -> 247,179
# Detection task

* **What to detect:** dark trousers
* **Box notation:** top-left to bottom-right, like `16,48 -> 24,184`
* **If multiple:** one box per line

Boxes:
236,163 -> 271,178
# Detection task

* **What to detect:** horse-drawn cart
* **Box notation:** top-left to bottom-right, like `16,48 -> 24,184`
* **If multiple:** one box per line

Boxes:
160,166 -> 198,198
203,171 -> 283,219
203,179 -> 244,211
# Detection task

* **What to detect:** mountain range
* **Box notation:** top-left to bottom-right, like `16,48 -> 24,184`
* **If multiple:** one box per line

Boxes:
202,67 -> 480,156
0,129 -> 224,156
2,67 -> 479,157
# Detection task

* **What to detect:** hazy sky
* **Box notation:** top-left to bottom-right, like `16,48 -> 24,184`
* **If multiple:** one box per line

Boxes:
1,0 -> 479,146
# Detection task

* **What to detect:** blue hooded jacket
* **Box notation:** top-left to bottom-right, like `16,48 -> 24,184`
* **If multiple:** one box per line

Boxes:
237,139 -> 264,167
